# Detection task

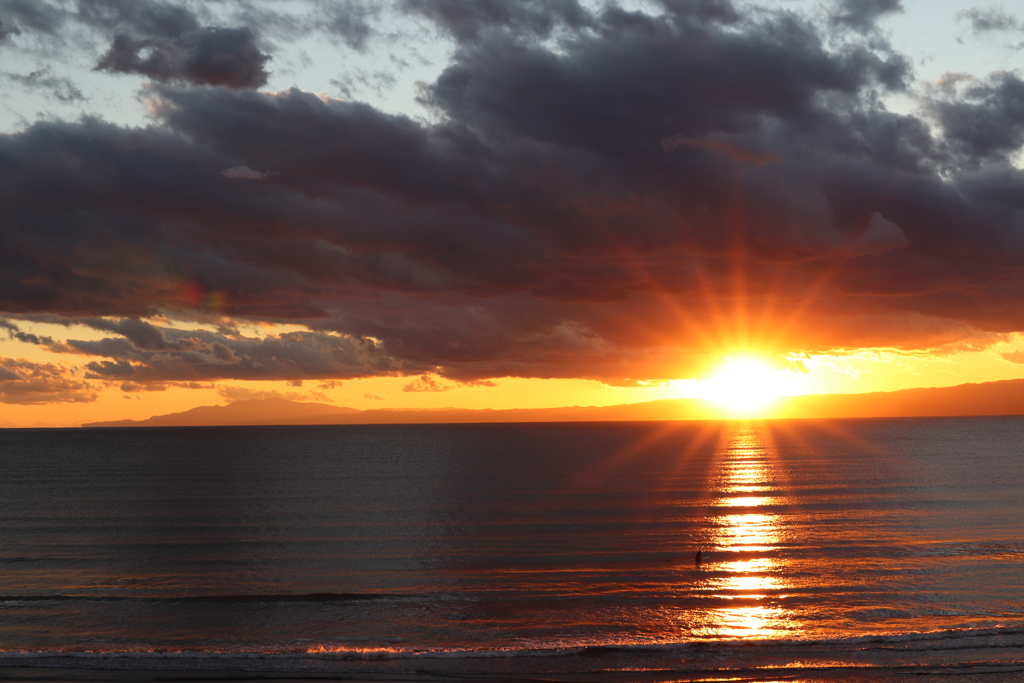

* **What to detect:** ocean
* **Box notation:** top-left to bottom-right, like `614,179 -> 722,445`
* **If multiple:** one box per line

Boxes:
0,417 -> 1022,682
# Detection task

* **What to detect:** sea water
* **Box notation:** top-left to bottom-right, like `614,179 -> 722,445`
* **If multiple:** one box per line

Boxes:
0,417 -> 1022,681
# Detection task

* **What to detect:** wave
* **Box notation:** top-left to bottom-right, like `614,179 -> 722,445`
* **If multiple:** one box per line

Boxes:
2,624 -> 1023,665
0,592 -> 398,603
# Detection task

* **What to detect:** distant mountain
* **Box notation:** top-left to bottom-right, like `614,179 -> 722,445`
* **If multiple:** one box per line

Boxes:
775,377 -> 1024,419
84,397 -> 359,427
81,378 -> 1024,428
82,396 -> 711,427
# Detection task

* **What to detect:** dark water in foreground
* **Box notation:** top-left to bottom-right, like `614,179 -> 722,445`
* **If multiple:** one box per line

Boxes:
0,417 -> 1023,681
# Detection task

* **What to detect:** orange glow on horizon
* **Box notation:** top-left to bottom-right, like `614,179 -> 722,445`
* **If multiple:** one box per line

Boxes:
6,313 -> 1024,427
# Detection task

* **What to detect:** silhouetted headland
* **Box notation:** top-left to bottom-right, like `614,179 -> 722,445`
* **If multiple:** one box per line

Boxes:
80,378 -> 1024,427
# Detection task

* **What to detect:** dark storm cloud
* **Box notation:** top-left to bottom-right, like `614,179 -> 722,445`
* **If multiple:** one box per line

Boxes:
425,10 -> 910,163
96,27 -> 269,88
930,72 -> 1024,164
3,2 -> 1024,384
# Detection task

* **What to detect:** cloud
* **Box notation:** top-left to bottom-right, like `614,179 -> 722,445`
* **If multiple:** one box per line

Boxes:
1,319 -> 55,346
4,68 -> 86,102
0,16 -> 20,42
844,213 -> 909,256
2,2 -> 1024,385
402,374 -> 454,392
217,385 -> 334,403
662,134 -> 779,166
0,358 -> 97,404
363,392 -> 384,400
74,0 -> 202,38
0,0 -> 66,36
317,0 -> 381,51
48,321 -> 409,383
403,0 -> 593,43
1001,350 -> 1024,364
956,7 -> 1022,34
400,374 -> 498,391
96,27 -> 270,88
463,379 -> 499,387
82,317 -> 171,349
830,0 -> 903,33
222,165 -> 270,180
330,69 -> 397,99
929,72 -> 1024,164
118,380 -> 211,392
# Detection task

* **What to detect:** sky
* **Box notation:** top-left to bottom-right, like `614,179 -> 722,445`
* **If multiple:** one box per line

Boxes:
2,0 -> 1024,427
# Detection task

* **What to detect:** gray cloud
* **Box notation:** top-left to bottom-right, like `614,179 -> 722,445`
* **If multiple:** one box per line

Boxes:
1,319 -> 61,349
0,0 -> 66,36
0,1 -> 272,89
656,0 -> 739,23
930,72 -> 1024,164
403,0 -> 593,43
956,6 -> 1021,33
2,3 -> 1024,386
96,26 -> 270,88
831,0 -> 903,33
0,15 -> 19,42
5,68 -> 86,101
318,0 -> 381,51
1,0 -> 203,43
74,0 -> 201,38
39,320 -> 412,382
330,68 -> 398,99
0,357 -> 97,404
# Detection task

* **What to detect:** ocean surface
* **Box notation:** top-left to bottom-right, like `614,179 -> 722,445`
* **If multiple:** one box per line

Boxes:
0,417 -> 1023,682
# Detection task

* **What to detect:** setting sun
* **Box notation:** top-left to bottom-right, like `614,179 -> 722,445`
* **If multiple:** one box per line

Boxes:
698,358 -> 788,415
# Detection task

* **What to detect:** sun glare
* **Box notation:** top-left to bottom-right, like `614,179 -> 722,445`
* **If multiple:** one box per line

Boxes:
699,357 -> 787,416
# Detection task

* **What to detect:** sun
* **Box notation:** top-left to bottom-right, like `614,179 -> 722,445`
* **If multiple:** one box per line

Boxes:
698,357 -> 787,416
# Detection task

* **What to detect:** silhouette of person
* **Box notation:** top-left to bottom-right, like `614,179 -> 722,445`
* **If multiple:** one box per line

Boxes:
695,550 -> 702,564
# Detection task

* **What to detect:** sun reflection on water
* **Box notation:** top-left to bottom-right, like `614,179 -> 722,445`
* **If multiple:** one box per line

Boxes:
719,496 -> 777,507
696,422 -> 801,639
